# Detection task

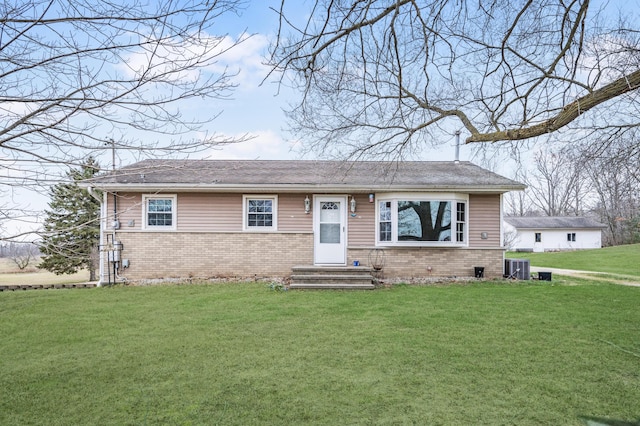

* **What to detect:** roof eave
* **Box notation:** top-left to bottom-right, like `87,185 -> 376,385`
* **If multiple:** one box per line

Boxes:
80,182 -> 526,193
509,226 -> 606,230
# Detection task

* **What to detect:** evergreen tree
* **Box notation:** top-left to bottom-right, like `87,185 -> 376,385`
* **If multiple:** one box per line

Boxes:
38,158 -> 101,281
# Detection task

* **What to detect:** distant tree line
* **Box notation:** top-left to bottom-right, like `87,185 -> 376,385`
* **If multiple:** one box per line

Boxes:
0,242 -> 40,259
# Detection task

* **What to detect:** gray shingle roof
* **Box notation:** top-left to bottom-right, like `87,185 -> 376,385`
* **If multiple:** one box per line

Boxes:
504,216 -> 605,229
84,159 -> 525,192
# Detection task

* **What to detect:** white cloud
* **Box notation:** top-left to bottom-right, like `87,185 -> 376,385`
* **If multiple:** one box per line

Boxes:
116,32 -> 219,83
207,33 -> 272,90
115,30 -> 272,92
204,129 -> 301,160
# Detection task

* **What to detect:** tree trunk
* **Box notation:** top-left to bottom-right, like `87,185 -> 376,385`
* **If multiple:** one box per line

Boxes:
89,244 -> 99,282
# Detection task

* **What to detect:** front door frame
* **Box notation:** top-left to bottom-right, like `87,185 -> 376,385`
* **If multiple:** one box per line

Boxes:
313,195 -> 348,265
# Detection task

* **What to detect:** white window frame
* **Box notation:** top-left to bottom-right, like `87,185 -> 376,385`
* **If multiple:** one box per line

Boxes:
243,195 -> 278,232
567,232 -> 576,242
142,194 -> 177,231
375,193 -> 468,247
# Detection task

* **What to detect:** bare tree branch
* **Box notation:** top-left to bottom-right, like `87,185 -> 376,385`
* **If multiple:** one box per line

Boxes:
0,0 -> 248,174
271,0 -> 640,158
0,0 -> 250,239
468,69 -> 640,142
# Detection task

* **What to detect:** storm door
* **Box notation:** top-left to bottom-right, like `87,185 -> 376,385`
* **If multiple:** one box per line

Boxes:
313,196 -> 347,265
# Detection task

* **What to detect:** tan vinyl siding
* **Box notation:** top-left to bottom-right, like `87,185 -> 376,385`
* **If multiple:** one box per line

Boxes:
106,192 -> 243,232
176,193 -> 311,232
177,193 -> 242,232
107,193 -> 503,247
277,193 -> 313,232
104,192 -> 142,230
109,192 -> 315,233
468,194 -> 501,247
348,194 -> 375,246
176,193 -> 211,231
106,191 -> 502,242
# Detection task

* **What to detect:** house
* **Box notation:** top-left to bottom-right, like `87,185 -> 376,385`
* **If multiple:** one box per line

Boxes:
82,160 -> 525,285
503,216 -> 605,252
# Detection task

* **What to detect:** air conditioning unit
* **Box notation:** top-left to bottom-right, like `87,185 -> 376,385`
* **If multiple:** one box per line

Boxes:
504,259 -> 530,280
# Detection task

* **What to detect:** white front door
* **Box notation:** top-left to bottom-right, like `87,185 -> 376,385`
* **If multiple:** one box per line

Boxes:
314,196 -> 347,265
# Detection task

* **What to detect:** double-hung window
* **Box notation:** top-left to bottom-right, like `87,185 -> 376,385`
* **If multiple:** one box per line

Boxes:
456,202 -> 466,242
143,195 -> 176,230
377,195 -> 467,246
379,201 -> 392,242
243,195 -> 277,231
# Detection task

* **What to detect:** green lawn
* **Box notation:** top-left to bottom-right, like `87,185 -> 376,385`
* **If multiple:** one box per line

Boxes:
1,280 -> 639,425
507,244 -> 640,277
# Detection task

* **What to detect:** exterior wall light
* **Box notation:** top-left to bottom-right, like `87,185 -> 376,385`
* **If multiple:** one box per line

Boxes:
369,193 -> 374,203
304,195 -> 311,214
350,196 -> 357,213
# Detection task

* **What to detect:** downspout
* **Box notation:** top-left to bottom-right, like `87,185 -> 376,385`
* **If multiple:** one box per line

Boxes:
500,192 -> 505,277
87,186 -> 106,287
113,192 -> 118,229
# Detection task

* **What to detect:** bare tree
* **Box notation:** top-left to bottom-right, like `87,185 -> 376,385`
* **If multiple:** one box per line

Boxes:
503,152 -> 533,217
11,245 -> 37,271
5,242 -> 39,270
0,0 -> 249,239
270,1 -> 640,158
502,228 -> 519,251
583,135 -> 640,245
521,145 -> 586,217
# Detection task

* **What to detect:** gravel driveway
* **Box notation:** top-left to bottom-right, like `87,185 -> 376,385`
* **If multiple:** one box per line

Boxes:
530,266 -> 640,287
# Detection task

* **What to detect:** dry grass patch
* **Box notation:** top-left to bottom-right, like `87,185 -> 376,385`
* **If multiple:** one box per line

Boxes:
0,258 -> 89,285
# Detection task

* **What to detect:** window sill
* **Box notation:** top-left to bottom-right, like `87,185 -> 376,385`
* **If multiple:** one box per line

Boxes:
375,242 -> 467,248
242,228 -> 278,233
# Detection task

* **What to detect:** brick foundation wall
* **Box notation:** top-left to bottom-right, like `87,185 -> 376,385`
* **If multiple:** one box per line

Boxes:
103,232 -> 313,281
103,232 -> 504,283
347,247 -> 505,279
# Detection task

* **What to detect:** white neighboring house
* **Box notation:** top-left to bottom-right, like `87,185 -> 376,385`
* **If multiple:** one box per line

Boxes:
504,217 -> 605,252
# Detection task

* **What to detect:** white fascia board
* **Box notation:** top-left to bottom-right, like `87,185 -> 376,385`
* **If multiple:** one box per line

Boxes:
79,183 -> 525,194
514,227 -> 606,231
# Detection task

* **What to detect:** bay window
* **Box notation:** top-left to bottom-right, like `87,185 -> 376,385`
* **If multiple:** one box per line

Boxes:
377,195 -> 467,246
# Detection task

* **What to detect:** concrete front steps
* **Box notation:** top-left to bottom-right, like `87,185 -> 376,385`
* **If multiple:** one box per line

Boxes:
290,265 -> 376,290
